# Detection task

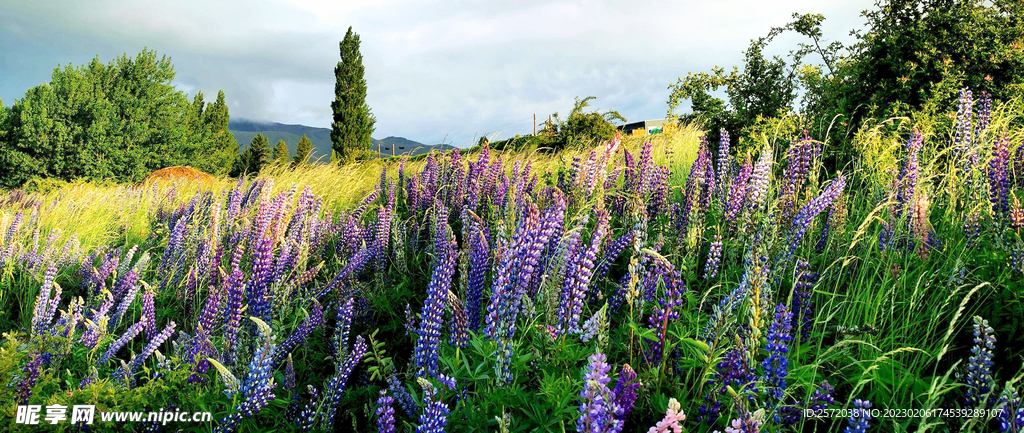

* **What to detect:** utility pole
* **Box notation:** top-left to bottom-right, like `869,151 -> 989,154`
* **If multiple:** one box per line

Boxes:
392,142 -> 395,158
533,113 -> 536,136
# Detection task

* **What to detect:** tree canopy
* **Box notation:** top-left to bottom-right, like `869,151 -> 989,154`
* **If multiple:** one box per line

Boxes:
0,49 -> 237,187
330,26 -> 376,164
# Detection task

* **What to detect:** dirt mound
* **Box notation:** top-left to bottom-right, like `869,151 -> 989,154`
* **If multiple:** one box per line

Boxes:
138,166 -> 214,186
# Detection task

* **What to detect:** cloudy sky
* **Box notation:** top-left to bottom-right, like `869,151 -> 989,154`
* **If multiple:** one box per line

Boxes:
1,0 -> 874,146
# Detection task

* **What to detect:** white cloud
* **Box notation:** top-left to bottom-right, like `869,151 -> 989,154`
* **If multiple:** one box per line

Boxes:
0,0 -> 874,144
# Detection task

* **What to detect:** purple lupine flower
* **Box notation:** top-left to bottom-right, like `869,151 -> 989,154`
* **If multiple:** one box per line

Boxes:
15,353 -> 42,404
594,230 -> 634,284
31,265 -> 58,336
717,129 -> 732,199
780,135 -> 819,202
284,354 -> 296,395
747,149 -> 773,211
314,246 -> 372,300
642,254 -> 685,365
415,203 -> 457,378
966,315 -> 996,408
99,322 -> 145,365
990,135 -> 1012,216
725,412 -> 762,433
247,236 -> 275,323
808,381 -> 836,412
273,300 -> 326,367
320,336 -> 368,428
678,139 -> 715,241
197,282 -> 223,333
611,364 -> 640,428
185,329 -> 218,384
843,399 -> 873,433
222,244 -> 246,364
637,141 -> 654,195
465,218 -> 490,331
159,218 -> 187,275
375,181 -> 397,271
704,237 -> 723,280
483,203 -> 537,340
647,165 -> 671,218
726,155 -> 753,222
762,304 -> 793,407
698,346 -> 757,426
376,390 -> 397,433
111,265 -> 139,305
447,290 -> 469,348
526,190 -> 567,297
782,174 -> 847,261
954,89 -> 975,163
5,211 -> 24,245
416,381 -> 450,433
577,352 -> 618,433
976,91 -> 992,139
891,128 -> 924,225
557,210 -> 611,336
792,259 -> 819,341
111,277 -> 141,328
115,321 -> 176,384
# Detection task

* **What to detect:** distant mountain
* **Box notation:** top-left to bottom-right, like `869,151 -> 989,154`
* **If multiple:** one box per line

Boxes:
228,120 -> 454,160
371,136 -> 457,157
229,120 -> 333,161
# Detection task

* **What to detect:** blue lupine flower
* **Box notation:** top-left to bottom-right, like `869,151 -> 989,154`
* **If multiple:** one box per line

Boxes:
577,352 -> 618,433
792,259 -> 819,340
416,381 -> 450,433
320,336 -> 369,428
843,399 -> 873,433
388,375 -> 419,419
762,304 -> 793,407
997,384 -> 1023,433
782,174 -> 847,262
414,203 -> 457,379
966,315 -> 996,408
990,135 -> 1012,216
273,300 -> 325,367
376,390 -> 396,433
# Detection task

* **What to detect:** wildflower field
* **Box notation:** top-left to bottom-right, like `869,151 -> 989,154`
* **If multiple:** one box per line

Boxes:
1,90 -> 1023,433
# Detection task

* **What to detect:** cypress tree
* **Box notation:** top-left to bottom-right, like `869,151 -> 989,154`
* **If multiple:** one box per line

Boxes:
274,140 -> 290,163
330,26 -> 376,164
294,134 -> 313,164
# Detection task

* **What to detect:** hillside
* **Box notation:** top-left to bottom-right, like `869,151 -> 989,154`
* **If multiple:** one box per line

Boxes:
228,120 -> 455,160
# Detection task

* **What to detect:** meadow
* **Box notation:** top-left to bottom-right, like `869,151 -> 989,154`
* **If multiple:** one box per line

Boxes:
0,90 -> 1022,433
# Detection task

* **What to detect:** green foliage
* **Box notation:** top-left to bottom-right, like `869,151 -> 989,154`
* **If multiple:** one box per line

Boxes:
838,0 -> 1024,121
0,99 -> 8,144
668,16 -> 808,142
274,139 -> 290,163
232,133 -> 271,175
669,0 -> 1024,157
294,134 -> 313,165
0,49 -> 236,188
331,27 -> 376,164
540,96 -> 625,151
